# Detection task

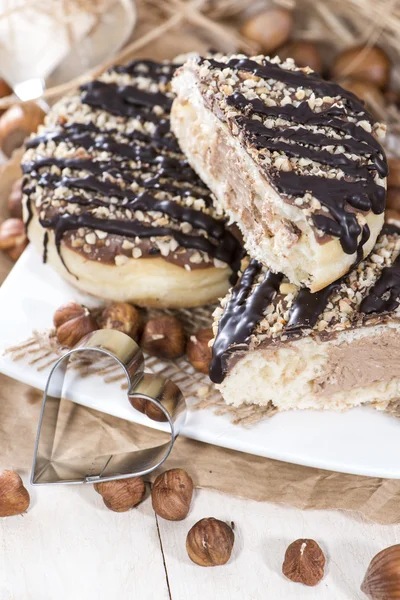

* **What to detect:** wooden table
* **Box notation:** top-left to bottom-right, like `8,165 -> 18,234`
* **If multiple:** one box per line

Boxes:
1,476 -> 399,599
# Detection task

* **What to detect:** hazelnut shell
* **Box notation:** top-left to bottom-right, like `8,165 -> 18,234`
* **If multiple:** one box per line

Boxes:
0,102 -> 46,157
282,539 -> 325,586
140,315 -> 186,359
99,302 -> 143,341
0,218 -> 26,250
331,45 -> 390,89
186,517 -> 234,567
152,468 -> 193,520
7,238 -> 28,261
0,79 -> 12,99
0,469 -> 30,517
94,477 -> 146,512
361,544 -> 400,599
388,158 -> 400,189
53,302 -> 97,348
129,395 -> 168,422
186,328 -> 213,374
338,78 -> 385,117
385,208 -> 400,224
8,178 -> 23,219
279,40 -> 322,73
241,8 -> 293,54
387,188 -> 400,213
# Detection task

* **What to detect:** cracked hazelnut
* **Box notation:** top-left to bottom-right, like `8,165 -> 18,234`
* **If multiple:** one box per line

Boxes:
282,539 -> 325,586
99,302 -> 143,341
152,468 -> 193,521
8,178 -> 23,219
332,45 -> 390,89
186,518 -> 234,567
0,469 -> 30,517
140,315 -> 185,359
361,544 -> 400,599
53,302 -> 97,348
388,158 -> 400,189
0,218 -> 28,260
94,476 -> 146,512
0,102 -> 46,157
186,328 -> 213,374
279,41 -> 322,73
241,8 -> 293,54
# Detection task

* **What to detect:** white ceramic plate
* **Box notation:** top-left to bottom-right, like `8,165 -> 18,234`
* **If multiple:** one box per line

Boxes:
1,246 -> 399,479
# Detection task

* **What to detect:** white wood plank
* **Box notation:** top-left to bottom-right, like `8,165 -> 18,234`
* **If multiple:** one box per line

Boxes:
0,475 -> 170,600
158,489 -> 400,600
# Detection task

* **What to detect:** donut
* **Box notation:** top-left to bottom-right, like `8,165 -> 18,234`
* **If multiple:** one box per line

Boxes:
171,54 -> 388,292
209,224 -> 400,411
21,59 -> 243,308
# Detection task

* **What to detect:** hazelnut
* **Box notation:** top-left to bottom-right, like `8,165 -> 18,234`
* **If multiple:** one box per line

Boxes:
388,158 -> 400,189
338,78 -> 385,117
186,518 -> 234,567
282,539 -> 325,586
140,315 -> 185,359
0,102 -> 46,157
99,302 -> 142,341
279,40 -> 322,73
152,468 -> 193,521
385,208 -> 400,224
331,45 -> 391,89
385,90 -> 400,106
8,178 -> 23,219
53,302 -> 97,348
361,544 -> 400,599
241,8 -> 293,54
186,328 -> 213,374
0,469 -> 30,517
0,79 -> 12,99
387,188 -> 400,212
129,394 -> 167,422
7,237 -> 29,261
94,476 -> 146,512
0,218 -> 28,260
0,218 -> 26,249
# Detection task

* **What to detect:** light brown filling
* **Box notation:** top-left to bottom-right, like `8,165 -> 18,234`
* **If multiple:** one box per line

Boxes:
209,125 -> 299,245
312,331 -> 400,396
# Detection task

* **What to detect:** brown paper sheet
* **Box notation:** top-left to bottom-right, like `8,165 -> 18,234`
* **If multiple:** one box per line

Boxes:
1,16 -> 400,526
2,376 -> 400,525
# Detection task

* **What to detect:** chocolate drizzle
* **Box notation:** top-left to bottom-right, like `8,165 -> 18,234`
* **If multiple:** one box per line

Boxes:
361,253 -> 400,314
206,57 -> 369,116
202,57 -> 387,256
22,60 -> 243,281
210,260 -> 282,383
80,81 -> 173,117
210,226 -> 400,383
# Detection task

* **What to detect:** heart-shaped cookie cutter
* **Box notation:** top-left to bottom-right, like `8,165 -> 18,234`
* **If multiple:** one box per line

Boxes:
31,329 -> 186,485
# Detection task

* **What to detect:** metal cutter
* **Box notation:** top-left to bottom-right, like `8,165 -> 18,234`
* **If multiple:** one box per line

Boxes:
31,329 -> 186,485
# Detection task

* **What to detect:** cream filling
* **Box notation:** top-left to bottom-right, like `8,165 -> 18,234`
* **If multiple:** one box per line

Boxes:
217,325 -> 400,411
